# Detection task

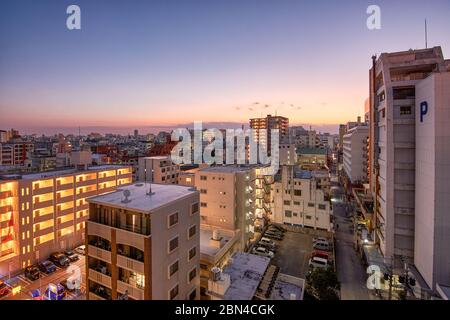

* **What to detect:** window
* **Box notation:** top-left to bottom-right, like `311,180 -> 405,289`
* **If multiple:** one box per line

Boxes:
200,202 -> 207,208
188,267 -> 197,283
200,189 -> 207,194
283,200 -> 291,205
168,236 -> 179,253
200,175 -> 207,181
294,190 -> 301,196
293,201 -> 300,206
169,260 -> 179,278
285,210 -> 292,218
308,203 -> 314,207
168,212 -> 179,228
188,246 -> 197,261
318,204 -> 326,210
169,284 -> 179,300
188,225 -> 197,239
191,202 -> 199,215
400,106 -> 412,115
293,212 -> 298,217
306,215 -> 312,220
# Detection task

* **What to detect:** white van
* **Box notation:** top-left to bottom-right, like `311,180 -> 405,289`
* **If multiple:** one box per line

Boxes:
309,257 -> 329,269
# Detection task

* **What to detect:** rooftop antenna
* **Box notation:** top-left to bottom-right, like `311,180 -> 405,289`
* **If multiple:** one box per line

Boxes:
425,19 -> 428,49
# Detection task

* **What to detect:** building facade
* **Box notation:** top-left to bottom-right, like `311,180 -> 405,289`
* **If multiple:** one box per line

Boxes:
86,183 -> 200,300
343,125 -> 369,184
137,156 -> 179,184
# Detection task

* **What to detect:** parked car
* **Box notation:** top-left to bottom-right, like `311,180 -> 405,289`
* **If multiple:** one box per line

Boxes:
264,232 -> 283,240
50,252 -> 70,267
24,265 -> 40,281
64,250 -> 79,262
268,224 -> 286,233
265,231 -> 284,238
313,241 -> 331,252
0,281 -> 11,298
313,237 -> 329,244
74,245 -> 86,255
311,250 -> 331,262
259,237 -> 276,250
252,246 -> 274,258
309,256 -> 329,270
38,260 -> 57,274
267,226 -> 284,234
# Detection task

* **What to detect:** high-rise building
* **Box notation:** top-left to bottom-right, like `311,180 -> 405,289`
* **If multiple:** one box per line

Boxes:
343,125 -> 369,184
0,165 -> 132,276
368,47 -> 448,267
413,72 -> 450,296
137,156 -> 179,184
249,114 -> 289,154
86,183 -> 200,300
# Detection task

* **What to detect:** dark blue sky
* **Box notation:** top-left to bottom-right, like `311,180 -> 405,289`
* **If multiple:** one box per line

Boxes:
1,0 -> 449,134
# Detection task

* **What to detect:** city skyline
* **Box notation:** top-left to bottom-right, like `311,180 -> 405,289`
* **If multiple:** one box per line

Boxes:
1,0 -> 450,133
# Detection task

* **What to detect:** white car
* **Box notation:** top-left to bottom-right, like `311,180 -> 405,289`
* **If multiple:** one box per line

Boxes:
309,256 -> 329,269
313,237 -> 329,244
252,246 -> 274,258
259,237 -> 276,247
74,245 -> 86,256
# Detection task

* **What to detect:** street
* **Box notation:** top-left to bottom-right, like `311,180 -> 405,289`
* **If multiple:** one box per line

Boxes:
332,182 -> 373,300
2,255 -> 86,300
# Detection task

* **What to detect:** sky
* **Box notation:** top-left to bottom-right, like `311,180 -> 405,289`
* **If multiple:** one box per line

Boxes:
0,0 -> 449,135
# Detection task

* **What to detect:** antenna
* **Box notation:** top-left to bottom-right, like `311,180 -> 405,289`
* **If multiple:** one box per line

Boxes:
425,19 -> 428,49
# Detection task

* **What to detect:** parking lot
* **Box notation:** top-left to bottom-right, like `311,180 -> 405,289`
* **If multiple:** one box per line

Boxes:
1,255 -> 86,300
257,225 -> 334,279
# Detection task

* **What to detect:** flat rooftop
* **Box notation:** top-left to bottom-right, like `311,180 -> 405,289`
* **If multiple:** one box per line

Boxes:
140,156 -> 170,160
0,165 -> 129,181
200,228 -> 233,257
88,183 -> 198,213
222,252 -> 270,300
199,165 -> 255,174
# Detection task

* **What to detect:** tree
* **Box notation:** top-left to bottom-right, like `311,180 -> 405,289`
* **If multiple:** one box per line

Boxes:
306,268 -> 341,300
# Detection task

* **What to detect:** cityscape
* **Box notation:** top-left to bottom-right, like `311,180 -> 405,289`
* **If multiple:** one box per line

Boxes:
1,0 -> 450,307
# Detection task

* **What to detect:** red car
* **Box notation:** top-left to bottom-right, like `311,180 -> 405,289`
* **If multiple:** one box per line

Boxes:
311,250 -> 331,262
0,280 -> 11,298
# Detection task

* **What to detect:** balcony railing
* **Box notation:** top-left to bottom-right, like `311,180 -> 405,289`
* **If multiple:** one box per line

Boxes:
88,245 -> 112,263
117,280 -> 144,300
117,254 -> 145,274
89,268 -> 112,289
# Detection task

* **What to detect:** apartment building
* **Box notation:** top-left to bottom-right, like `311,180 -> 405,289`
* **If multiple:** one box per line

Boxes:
195,166 -> 258,251
0,142 -> 34,166
137,156 -> 179,184
86,183 -> 200,300
0,165 -> 132,276
343,125 -> 369,184
368,47 -> 448,266
413,72 -> 450,296
249,114 -> 289,155
273,166 -> 332,231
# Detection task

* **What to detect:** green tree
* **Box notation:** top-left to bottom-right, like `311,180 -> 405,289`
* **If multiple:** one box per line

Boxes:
306,268 -> 341,300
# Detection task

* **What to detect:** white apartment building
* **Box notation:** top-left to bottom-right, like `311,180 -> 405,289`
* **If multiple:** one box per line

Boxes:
137,156 -> 179,184
343,126 -> 369,183
369,47 -> 449,267
195,166 -> 257,251
273,166 -> 332,231
86,183 -> 200,300
414,72 -> 450,296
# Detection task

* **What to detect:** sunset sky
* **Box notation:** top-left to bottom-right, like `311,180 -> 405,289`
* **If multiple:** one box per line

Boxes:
1,0 -> 449,134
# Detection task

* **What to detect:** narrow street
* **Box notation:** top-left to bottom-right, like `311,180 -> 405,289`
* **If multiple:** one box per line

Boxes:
332,182 -> 373,300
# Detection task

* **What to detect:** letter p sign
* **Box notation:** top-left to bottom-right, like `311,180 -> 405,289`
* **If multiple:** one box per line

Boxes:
420,101 -> 428,122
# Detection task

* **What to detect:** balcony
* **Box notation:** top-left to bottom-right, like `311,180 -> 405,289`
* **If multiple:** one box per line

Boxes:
33,199 -> 54,210
0,205 -> 12,214
117,280 -> 144,300
56,206 -> 74,217
89,268 -> 112,289
57,219 -> 74,231
0,190 -> 12,199
56,195 -> 74,204
56,181 -> 74,191
98,186 -> 115,195
33,212 -> 54,224
87,221 -> 112,240
98,175 -> 116,183
33,185 -> 54,195
88,245 -> 112,264
117,254 -> 144,274
76,177 -> 98,188
33,225 -> 54,238
88,292 -> 106,300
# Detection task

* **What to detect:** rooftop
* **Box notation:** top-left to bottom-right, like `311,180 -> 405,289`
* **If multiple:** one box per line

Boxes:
199,165 -> 255,174
293,169 -> 312,180
140,156 -> 170,160
0,165 -> 129,181
87,183 -> 198,213
296,147 -> 327,155
200,227 -> 235,257
222,252 -> 270,300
